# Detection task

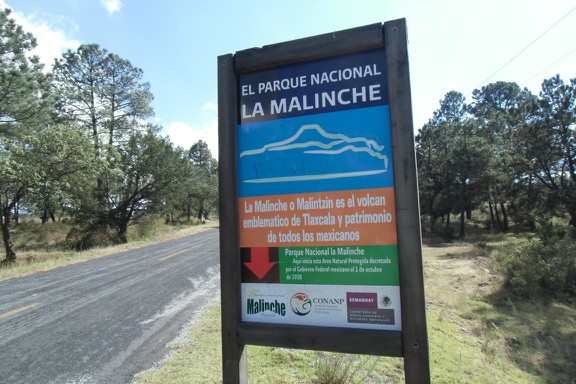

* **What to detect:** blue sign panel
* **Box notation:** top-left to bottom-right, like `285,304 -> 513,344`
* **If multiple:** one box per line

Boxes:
238,48 -> 391,198
238,106 -> 393,197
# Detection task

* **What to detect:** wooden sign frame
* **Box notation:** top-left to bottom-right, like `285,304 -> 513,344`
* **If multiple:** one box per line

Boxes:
218,19 -> 429,384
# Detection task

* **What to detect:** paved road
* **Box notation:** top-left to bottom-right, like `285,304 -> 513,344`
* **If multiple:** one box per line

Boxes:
0,228 -> 220,384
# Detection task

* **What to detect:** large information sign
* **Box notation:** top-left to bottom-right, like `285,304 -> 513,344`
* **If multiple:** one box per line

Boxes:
219,20 -> 430,384
238,48 -> 401,330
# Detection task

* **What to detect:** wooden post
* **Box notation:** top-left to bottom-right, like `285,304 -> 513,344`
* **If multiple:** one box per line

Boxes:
384,19 -> 431,383
218,53 -> 248,384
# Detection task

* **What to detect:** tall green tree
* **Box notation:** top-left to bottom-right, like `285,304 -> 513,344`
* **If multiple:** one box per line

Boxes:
1,124 -> 95,261
449,118 -> 489,236
517,75 -> 576,227
433,91 -> 469,233
0,8 -> 55,262
416,121 -> 448,231
52,44 -> 153,154
189,140 -> 213,169
0,136 -> 37,261
0,8 -> 52,137
187,140 -> 218,221
103,129 -> 188,242
418,91 -> 483,235
52,44 -> 158,242
28,123 -> 97,224
470,81 -> 533,231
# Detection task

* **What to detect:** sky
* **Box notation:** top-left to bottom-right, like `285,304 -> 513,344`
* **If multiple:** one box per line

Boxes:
2,0 -> 576,158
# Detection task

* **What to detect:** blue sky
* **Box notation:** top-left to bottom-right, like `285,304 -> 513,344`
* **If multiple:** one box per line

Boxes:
3,0 -> 576,158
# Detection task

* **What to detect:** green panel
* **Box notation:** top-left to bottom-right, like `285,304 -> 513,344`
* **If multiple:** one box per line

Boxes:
279,245 -> 399,286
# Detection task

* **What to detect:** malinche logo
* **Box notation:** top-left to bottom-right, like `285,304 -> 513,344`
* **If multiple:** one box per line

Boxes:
246,298 -> 286,316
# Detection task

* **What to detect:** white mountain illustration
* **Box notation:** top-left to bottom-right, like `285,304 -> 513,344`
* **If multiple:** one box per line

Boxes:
240,124 -> 388,183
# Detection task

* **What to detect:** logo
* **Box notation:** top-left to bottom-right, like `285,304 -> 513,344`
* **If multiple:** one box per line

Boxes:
290,293 -> 312,316
312,297 -> 345,305
246,298 -> 286,316
246,288 -> 260,299
346,292 -> 378,309
380,295 -> 392,307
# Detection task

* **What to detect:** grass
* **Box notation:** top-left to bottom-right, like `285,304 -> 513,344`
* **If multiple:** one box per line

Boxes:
423,242 -> 536,383
134,299 -> 403,384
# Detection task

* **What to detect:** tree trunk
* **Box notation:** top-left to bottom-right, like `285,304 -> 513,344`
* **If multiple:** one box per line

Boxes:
488,202 -> 495,229
117,220 -> 128,243
115,207 -> 132,244
500,202 -> 509,231
427,194 -> 436,232
494,206 -> 502,230
459,181 -> 467,237
197,202 -> 205,221
14,200 -> 19,225
491,192 -> 502,230
466,205 -> 472,220
1,209 -> 17,262
566,201 -> 576,229
41,207 -> 49,224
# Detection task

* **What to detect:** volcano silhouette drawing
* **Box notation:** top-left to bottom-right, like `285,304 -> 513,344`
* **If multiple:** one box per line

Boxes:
239,124 -> 389,184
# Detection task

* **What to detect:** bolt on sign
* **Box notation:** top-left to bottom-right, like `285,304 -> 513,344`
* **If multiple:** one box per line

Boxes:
219,19 -> 430,384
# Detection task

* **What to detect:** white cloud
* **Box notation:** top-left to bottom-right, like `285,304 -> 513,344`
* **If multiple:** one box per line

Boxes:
202,102 -> 217,112
100,0 -> 122,14
163,101 -> 219,159
164,118 -> 219,159
1,2 -> 80,69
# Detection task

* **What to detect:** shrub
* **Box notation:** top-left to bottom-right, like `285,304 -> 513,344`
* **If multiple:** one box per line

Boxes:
313,352 -> 355,384
535,222 -> 570,246
65,226 -> 120,250
438,225 -> 455,242
129,219 -> 166,241
490,236 -> 576,298
312,352 -> 379,384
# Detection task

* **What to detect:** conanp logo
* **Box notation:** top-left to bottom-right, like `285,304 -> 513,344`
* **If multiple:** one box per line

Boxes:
290,293 -> 312,316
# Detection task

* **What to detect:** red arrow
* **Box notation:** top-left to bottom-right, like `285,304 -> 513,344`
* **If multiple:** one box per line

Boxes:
244,247 -> 275,280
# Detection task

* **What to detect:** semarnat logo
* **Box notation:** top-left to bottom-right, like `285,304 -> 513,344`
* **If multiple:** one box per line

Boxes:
346,292 -> 378,309
290,293 -> 312,316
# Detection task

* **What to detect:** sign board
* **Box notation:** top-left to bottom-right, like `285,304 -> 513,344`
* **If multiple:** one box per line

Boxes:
219,19 -> 429,384
238,47 -> 401,331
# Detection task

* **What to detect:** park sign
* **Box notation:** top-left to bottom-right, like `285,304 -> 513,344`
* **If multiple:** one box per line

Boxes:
219,19 -> 429,383
238,47 -> 401,330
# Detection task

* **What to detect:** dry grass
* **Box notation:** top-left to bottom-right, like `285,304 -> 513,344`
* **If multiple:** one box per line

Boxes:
0,219 -> 219,281
423,235 -> 576,383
